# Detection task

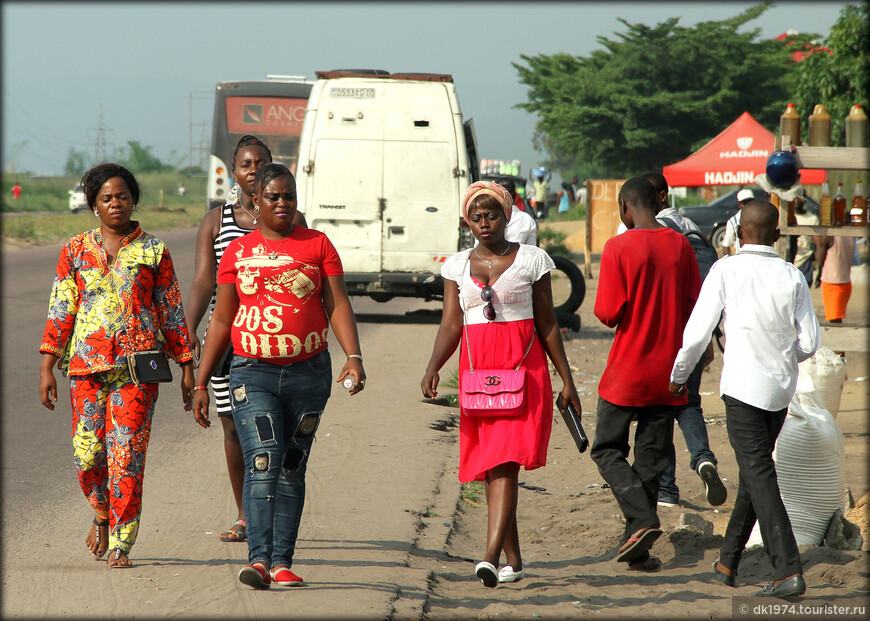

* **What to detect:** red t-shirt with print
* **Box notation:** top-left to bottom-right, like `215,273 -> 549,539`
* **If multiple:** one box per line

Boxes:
217,227 -> 344,365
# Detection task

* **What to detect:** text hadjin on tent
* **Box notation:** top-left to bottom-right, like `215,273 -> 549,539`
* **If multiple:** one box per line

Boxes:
662,112 -> 826,187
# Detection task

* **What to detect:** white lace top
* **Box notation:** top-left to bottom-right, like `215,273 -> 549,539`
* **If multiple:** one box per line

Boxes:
441,245 -> 555,325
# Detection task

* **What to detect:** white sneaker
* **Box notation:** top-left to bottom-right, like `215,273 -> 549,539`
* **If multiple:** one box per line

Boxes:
498,565 -> 525,583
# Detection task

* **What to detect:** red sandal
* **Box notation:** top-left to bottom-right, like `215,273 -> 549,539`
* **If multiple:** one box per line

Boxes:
616,527 -> 662,563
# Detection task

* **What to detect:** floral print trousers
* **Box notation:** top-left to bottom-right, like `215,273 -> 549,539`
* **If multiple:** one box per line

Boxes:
69,368 -> 158,554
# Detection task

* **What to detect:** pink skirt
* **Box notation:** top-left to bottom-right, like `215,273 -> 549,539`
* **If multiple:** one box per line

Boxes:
458,318 -> 553,482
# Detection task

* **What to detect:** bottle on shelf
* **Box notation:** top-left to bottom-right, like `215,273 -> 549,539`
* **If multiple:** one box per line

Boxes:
779,103 -> 801,148
845,104 -> 868,148
808,104 -> 831,146
832,182 -> 847,226
851,180 -> 866,227
818,180 -> 832,226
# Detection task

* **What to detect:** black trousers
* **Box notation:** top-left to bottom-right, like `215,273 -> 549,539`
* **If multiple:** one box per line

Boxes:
590,397 -> 674,542
719,395 -> 802,580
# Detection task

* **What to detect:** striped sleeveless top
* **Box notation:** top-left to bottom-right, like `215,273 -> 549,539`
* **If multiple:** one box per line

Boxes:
210,200 -> 255,309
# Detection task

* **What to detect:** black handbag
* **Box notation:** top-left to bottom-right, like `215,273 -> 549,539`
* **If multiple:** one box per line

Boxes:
127,350 -> 173,385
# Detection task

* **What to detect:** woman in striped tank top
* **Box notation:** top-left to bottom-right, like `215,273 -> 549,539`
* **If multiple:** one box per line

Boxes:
185,135 -> 307,543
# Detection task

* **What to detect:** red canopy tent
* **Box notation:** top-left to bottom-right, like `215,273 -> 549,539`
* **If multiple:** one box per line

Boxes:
662,111 -> 826,187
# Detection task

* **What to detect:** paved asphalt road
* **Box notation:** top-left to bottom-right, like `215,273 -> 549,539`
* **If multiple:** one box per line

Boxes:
1,227 -> 462,619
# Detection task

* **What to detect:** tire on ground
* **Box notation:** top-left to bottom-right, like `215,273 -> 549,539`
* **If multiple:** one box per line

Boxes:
550,254 -> 585,313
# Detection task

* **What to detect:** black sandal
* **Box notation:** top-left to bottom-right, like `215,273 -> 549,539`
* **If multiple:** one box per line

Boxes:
92,518 -> 109,559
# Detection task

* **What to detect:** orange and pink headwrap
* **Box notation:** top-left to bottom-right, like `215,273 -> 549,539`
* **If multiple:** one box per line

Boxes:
461,181 -> 513,224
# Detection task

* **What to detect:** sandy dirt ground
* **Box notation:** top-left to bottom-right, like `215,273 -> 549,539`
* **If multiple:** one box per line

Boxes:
2,223 -> 867,620
416,223 -> 869,619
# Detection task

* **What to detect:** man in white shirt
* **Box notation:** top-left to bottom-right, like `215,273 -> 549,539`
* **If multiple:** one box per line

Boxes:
670,200 -> 820,599
495,178 -> 537,245
719,189 -> 755,253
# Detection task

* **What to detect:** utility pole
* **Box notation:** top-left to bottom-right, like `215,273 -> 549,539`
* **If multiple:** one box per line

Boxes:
87,104 -> 114,166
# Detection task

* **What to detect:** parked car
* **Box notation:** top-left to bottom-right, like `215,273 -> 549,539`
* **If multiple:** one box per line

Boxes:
68,184 -> 87,213
679,188 -> 819,248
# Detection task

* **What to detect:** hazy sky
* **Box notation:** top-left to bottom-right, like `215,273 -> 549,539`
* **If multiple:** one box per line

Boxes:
2,1 -> 850,184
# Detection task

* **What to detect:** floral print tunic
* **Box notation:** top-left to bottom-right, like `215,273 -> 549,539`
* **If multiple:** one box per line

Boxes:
40,223 -> 194,375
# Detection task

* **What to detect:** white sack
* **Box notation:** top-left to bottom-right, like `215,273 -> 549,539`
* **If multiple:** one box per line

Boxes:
800,346 -> 846,418
746,393 -> 845,548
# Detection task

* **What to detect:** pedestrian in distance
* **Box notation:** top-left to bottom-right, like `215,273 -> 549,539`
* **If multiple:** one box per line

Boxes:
791,195 -> 818,288
38,163 -> 196,569
720,188 -> 755,254
422,180 -> 581,588
531,169 -> 550,219
493,177 -> 537,245
670,200 -> 820,598
185,135 -> 307,545
641,172 -> 726,510
591,176 -> 702,573
556,182 -> 572,218
814,234 -> 855,324
191,162 -> 365,590
12,181 -> 22,199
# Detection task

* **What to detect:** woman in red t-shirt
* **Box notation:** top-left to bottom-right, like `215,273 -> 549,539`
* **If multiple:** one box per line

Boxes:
191,163 -> 366,590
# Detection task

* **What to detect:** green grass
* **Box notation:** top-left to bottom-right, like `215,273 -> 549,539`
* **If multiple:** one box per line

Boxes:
461,481 -> 485,504
2,172 -> 208,245
2,203 -> 206,246
441,368 -> 459,389
1,172 -> 207,213
536,227 -> 571,256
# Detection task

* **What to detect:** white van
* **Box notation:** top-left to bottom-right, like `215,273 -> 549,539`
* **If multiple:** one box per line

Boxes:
295,70 -> 479,302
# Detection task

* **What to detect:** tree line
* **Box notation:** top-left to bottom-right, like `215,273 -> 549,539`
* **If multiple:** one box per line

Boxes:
513,2 -> 868,181
64,140 -> 204,178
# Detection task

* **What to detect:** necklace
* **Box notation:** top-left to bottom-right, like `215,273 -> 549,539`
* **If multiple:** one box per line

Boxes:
262,231 -> 291,260
473,242 -> 511,269
236,201 -> 258,225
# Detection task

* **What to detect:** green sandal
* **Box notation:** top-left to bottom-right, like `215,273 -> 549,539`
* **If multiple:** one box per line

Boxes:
219,520 -> 247,542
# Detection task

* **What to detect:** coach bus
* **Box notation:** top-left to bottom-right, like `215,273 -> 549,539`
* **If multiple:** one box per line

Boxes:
206,75 -> 313,211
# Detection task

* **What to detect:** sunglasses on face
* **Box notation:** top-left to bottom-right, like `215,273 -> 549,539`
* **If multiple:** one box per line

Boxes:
481,285 -> 496,321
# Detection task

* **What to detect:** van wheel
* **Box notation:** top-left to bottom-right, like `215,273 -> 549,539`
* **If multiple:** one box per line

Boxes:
711,226 -> 726,249
369,292 -> 394,303
550,254 -> 585,313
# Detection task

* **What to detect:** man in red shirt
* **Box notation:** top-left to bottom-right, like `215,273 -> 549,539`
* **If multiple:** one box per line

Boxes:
591,176 -> 702,571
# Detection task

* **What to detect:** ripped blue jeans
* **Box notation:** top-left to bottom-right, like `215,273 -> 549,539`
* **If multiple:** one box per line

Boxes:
229,349 -> 332,568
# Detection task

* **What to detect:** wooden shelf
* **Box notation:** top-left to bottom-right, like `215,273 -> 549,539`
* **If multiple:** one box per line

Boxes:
793,146 -> 870,171
780,225 -> 869,237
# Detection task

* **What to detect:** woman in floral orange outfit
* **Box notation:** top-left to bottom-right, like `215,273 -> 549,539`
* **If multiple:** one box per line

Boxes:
38,163 -> 195,568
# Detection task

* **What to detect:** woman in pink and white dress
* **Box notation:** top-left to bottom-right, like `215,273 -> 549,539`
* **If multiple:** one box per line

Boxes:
422,181 -> 581,588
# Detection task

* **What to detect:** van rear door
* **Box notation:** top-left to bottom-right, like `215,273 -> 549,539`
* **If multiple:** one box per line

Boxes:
381,82 -> 460,273
304,84 -> 384,273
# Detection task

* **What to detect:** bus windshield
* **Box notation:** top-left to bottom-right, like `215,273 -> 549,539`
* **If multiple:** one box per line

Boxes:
207,78 -> 313,211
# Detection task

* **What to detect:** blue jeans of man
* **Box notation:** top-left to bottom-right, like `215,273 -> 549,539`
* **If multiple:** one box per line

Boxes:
229,350 -> 332,567
659,354 -> 716,501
